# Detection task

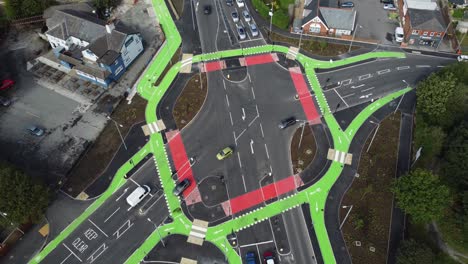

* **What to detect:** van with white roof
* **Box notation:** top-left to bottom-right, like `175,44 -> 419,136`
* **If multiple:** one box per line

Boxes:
395,27 -> 404,42
126,185 -> 151,208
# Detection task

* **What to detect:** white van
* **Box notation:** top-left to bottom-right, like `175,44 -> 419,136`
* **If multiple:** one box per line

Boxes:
395,27 -> 404,42
458,55 -> 468,62
126,185 -> 151,208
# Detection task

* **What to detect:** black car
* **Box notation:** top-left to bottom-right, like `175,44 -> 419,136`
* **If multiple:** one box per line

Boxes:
226,0 -> 233,6
204,5 -> 212,15
278,117 -> 296,129
381,0 -> 394,4
173,179 -> 191,196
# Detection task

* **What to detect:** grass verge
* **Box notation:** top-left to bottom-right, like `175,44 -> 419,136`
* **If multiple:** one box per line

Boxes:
62,95 -> 147,197
270,31 -> 359,57
172,73 -> 207,130
290,124 -> 316,174
341,112 -> 401,264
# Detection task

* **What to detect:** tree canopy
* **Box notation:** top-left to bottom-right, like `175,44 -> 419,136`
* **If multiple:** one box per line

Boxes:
392,169 -> 450,223
414,121 -> 446,166
0,162 -> 49,226
4,0 -> 54,19
441,121 -> 468,190
396,239 -> 435,264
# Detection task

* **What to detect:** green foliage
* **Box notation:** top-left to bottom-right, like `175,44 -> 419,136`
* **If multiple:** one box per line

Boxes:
392,169 -> 451,223
0,162 -> 49,226
4,0 -> 54,19
272,9 -> 290,29
452,8 -> 465,19
396,239 -> 435,264
441,122 -> 468,190
319,41 -> 328,51
278,0 -> 294,9
252,0 -> 270,18
416,71 -> 457,127
93,0 -> 119,9
414,121 -> 446,166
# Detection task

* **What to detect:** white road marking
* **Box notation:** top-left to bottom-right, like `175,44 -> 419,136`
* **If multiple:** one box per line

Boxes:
239,240 -> 274,248
342,93 -> 355,99
362,87 -> 375,92
60,253 -> 73,264
248,74 -> 252,83
341,79 -> 352,86
235,128 -> 247,141
251,86 -> 256,99
237,152 -> 242,168
359,93 -> 373,99
241,108 -> 246,121
104,207 -> 121,223
113,220 -> 134,239
115,188 -> 129,201
334,89 -> 349,107
248,115 -> 258,127
377,69 -> 391,75
229,112 -> 234,126
225,94 -> 230,107
255,105 -> 259,116
351,84 -> 365,89
264,144 -> 270,159
416,65 -> 431,68
233,131 -> 237,146
140,193 -> 164,214
63,243 -> 83,262
396,66 -> 410,70
241,174 -> 247,192
437,65 -> 445,68
222,79 -> 227,90
88,219 -> 109,237
129,178 -> 140,187
358,74 -> 372,81
250,139 -> 254,154
87,243 -> 108,263
259,123 -> 265,138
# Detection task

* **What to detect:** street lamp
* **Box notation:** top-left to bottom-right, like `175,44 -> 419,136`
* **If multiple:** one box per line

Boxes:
266,4 -> 273,37
348,24 -> 363,53
106,116 -> 128,150
147,218 -> 166,247
298,26 -> 304,51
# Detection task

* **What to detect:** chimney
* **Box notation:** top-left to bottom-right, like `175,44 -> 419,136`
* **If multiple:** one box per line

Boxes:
105,22 -> 115,34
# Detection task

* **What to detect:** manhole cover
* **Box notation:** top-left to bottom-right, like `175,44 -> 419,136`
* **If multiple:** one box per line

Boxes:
211,185 -> 216,190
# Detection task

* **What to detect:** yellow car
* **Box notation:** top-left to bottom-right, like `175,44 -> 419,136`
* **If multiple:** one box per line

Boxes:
216,147 -> 233,160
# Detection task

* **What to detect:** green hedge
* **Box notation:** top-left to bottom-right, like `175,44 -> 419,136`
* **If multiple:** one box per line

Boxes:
278,0 -> 294,10
251,0 -> 291,29
252,0 -> 270,18
272,9 -> 290,29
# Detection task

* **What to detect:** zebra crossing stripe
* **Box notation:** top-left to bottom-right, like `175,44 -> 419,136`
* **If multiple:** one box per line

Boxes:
334,151 -> 340,162
339,151 -> 346,163
191,225 -> 207,232
148,123 -> 155,134
189,231 -> 205,238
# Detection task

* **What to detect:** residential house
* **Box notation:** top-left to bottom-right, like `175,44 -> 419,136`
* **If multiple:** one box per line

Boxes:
43,5 -> 144,88
397,0 -> 448,47
292,0 -> 357,37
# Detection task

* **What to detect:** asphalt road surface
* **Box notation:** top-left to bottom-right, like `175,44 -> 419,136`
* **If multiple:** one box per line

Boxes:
40,160 -> 168,264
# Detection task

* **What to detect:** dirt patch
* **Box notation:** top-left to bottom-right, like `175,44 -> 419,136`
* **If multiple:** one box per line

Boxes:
290,124 -> 317,174
340,112 -> 401,264
172,73 -> 208,130
62,95 -> 147,197
270,31 -> 360,57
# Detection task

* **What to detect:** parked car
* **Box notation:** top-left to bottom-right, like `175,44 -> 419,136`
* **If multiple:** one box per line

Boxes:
26,125 -> 45,136
237,25 -> 246,40
395,27 -> 404,42
341,1 -> 354,7
278,117 -> 296,129
0,96 -> 11,107
381,0 -> 394,4
458,55 -> 468,62
226,0 -> 233,6
204,5 -> 212,14
242,10 -> 251,22
0,79 -> 14,92
217,147 -> 233,160
245,252 -> 257,264
231,11 -> 239,22
249,23 -> 259,37
236,0 -> 244,7
173,179 -> 191,196
383,3 -> 397,10
263,251 -> 275,264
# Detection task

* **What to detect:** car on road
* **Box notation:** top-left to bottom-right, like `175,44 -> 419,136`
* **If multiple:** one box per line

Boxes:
237,25 -> 246,40
0,79 -> 14,92
242,10 -> 251,22
126,185 -> 151,207
204,5 -> 211,14
340,1 -> 354,7
245,252 -> 257,264
26,125 -> 45,136
226,0 -> 233,6
263,251 -> 275,264
249,23 -> 259,37
231,11 -> 239,22
278,117 -> 296,129
0,96 -> 11,107
383,3 -> 397,10
173,178 -> 191,196
236,0 -> 244,7
217,147 -> 233,160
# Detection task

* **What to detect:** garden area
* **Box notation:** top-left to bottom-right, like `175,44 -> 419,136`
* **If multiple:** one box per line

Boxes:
252,0 -> 295,29
341,112 -> 401,264
290,124 -> 316,174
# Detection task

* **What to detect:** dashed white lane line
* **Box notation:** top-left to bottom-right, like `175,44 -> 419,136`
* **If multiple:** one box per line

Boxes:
264,143 -> 270,159
223,79 -> 227,90
341,79 -> 352,86
416,65 -> 431,68
233,131 -> 237,146
397,66 -> 410,70
251,86 -> 256,99
342,93 -> 355,99
377,69 -> 391,75
259,123 -> 265,138
334,89 -> 349,107
241,174 -> 247,192
88,219 -> 109,237
351,84 -> 365,89
362,87 -> 375,92
63,243 -> 83,262
237,152 -> 242,168
226,94 -> 230,107
358,74 -> 372,81
229,112 -> 234,126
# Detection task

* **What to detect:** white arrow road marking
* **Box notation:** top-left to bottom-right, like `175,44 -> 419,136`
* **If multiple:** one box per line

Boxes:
241,108 -> 246,121
250,139 -> 254,154
359,93 -> 372,99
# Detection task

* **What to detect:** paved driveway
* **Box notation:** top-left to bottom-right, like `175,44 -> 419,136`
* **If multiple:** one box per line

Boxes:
353,0 -> 400,45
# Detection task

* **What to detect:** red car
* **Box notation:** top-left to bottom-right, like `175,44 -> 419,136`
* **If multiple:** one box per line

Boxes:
0,79 -> 15,91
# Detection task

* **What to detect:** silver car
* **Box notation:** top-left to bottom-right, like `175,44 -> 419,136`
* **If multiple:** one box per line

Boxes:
237,25 -> 246,40
26,125 -> 45,136
231,11 -> 239,22
242,10 -> 251,22
249,23 -> 259,37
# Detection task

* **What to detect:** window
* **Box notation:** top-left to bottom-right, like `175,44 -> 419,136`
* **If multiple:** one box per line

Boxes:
124,37 -> 134,48
114,65 -> 124,76
423,31 -> 428,36
309,23 -> 321,34
437,32 -> 442,37
412,30 -> 419,35
430,32 -> 435,36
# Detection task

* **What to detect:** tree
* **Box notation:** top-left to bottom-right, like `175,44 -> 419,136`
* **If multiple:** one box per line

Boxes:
396,239 -> 435,264
0,162 -> 49,226
416,71 -> 457,126
441,121 -> 468,190
392,169 -> 450,223
414,121 -> 446,166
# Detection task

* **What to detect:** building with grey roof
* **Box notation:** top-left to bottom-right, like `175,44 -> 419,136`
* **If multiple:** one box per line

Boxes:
44,5 -> 144,88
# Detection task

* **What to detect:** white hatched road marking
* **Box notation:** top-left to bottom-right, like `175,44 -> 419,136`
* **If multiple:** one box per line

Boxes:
377,69 -> 390,75
334,90 -> 349,107
88,219 -> 108,237
396,66 -> 410,70
63,243 -> 83,262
